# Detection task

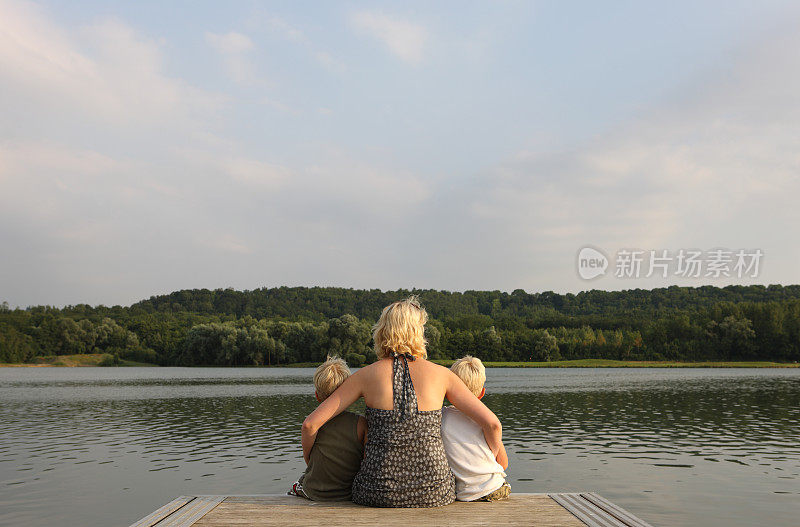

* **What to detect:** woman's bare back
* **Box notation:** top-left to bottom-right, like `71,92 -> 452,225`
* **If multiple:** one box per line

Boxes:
359,357 -> 450,411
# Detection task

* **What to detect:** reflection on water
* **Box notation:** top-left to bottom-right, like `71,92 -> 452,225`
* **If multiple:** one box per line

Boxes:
0,367 -> 798,527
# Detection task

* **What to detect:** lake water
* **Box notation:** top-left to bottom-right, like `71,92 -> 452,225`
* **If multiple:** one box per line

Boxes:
1,367 -> 798,527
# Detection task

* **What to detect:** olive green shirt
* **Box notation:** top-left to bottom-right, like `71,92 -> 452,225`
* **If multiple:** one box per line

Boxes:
299,411 -> 364,501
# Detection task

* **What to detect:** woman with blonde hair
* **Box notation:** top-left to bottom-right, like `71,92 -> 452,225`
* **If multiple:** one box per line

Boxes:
301,296 -> 506,508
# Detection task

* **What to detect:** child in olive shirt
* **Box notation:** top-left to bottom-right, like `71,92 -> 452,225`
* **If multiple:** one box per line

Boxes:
288,356 -> 367,501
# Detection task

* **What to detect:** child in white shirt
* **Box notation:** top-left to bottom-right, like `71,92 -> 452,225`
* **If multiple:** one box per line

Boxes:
441,355 -> 510,501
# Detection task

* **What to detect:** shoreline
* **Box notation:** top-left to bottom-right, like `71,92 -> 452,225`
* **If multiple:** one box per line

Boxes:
1,356 -> 797,368
434,359 -> 800,368
0,353 -> 158,368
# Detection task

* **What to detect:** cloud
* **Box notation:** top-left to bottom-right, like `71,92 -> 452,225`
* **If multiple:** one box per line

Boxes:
300,150 -> 430,216
205,31 -> 264,85
259,14 -> 345,72
2,0 -> 799,307
0,1 -> 263,305
444,20 -> 800,291
0,142 -> 122,178
205,31 -> 253,54
220,158 -> 291,189
197,233 -> 254,255
264,15 -> 306,43
314,50 -> 345,73
350,11 -> 427,64
174,145 -> 431,218
0,141 -> 129,228
0,2 -> 217,128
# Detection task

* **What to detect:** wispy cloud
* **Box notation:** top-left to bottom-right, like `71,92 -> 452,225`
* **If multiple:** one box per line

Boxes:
262,14 -> 346,72
2,0 -> 799,307
205,31 -> 253,54
265,15 -> 306,43
350,10 -> 427,65
0,1 -> 217,126
221,158 -> 291,189
205,31 -> 264,85
197,233 -> 254,255
445,21 -> 800,291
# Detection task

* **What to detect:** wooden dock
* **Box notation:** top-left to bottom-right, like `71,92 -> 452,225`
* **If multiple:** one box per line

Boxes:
129,493 -> 654,527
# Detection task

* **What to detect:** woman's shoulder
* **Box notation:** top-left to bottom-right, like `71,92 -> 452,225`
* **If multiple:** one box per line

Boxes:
426,359 -> 452,372
357,358 -> 391,374
413,359 -> 457,394
418,358 -> 456,378
351,358 -> 391,385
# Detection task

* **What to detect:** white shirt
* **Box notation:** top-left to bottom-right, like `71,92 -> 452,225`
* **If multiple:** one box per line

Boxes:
441,406 -> 507,501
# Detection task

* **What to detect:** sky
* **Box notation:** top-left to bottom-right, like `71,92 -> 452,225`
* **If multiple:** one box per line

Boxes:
1,0 -> 800,308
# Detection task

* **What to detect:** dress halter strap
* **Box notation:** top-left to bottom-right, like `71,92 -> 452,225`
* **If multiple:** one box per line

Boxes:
391,351 -> 416,362
391,351 -> 417,420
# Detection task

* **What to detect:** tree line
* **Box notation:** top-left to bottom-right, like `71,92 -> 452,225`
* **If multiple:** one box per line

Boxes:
1,285 -> 799,365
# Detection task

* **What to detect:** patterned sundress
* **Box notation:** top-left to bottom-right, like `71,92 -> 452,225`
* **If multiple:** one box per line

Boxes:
351,352 -> 456,508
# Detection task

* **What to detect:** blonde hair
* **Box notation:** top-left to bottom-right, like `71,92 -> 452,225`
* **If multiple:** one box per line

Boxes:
450,355 -> 486,396
313,355 -> 351,400
372,296 -> 428,360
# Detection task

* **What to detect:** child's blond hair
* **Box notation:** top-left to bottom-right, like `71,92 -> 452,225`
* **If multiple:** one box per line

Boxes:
372,296 -> 428,360
313,355 -> 351,400
450,355 -> 486,397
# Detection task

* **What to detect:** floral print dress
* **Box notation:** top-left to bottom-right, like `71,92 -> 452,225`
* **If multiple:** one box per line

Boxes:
351,352 -> 456,507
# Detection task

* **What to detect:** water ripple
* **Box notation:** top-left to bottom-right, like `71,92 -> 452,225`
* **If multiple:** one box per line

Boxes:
0,367 -> 798,527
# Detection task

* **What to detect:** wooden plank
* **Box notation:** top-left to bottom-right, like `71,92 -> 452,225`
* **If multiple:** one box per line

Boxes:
581,493 -> 654,527
128,496 -> 194,527
221,492 -> 549,502
132,493 -> 653,527
153,496 -> 225,527
549,493 -> 624,527
192,494 -> 585,526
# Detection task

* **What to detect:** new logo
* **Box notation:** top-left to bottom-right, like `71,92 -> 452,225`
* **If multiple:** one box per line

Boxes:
577,246 -> 608,280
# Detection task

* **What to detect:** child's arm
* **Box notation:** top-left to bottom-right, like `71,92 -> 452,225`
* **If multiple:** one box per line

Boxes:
495,441 -> 509,470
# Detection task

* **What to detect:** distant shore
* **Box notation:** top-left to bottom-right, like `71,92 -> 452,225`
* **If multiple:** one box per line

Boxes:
1,354 -> 797,368
433,358 -> 799,368
0,353 -> 157,368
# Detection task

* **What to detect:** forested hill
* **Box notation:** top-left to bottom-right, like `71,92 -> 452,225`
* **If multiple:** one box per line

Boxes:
131,284 -> 800,320
2,285 -> 800,366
